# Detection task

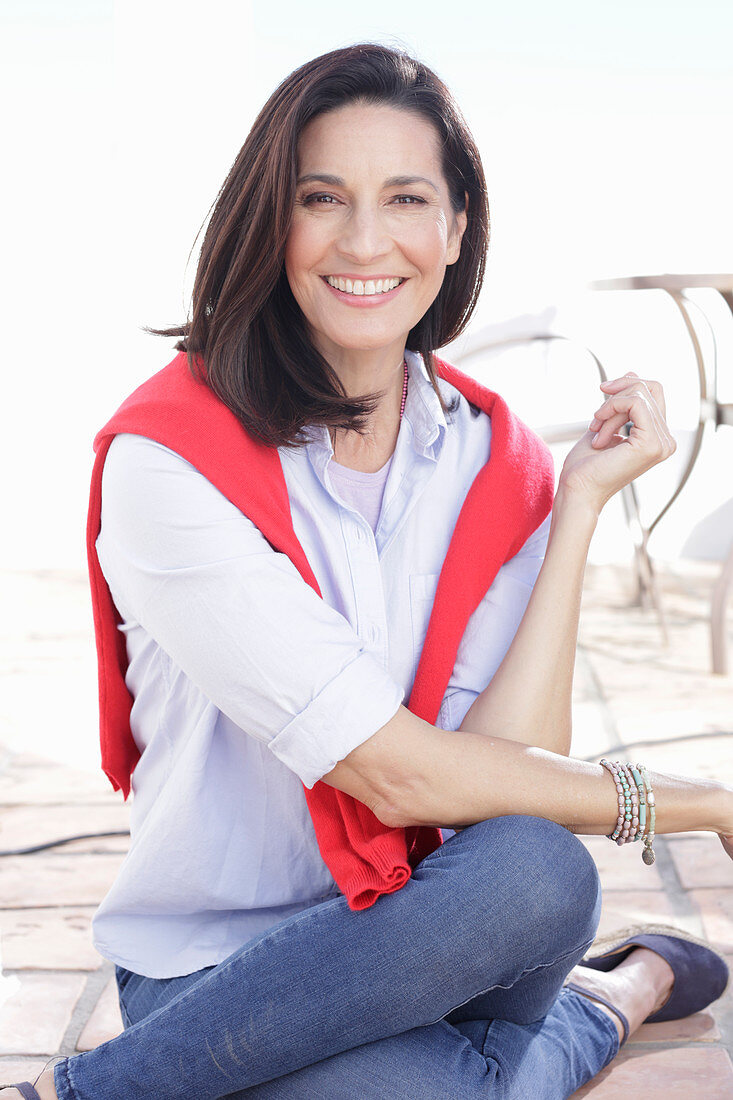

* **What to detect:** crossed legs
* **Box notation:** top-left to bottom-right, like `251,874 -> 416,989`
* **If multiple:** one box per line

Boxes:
50,816 -> 618,1100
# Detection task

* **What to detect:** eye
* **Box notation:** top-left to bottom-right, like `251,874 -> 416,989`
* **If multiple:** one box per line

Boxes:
392,195 -> 427,205
300,192 -> 340,206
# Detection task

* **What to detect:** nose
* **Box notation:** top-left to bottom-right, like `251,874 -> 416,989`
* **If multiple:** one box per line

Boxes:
336,204 -> 392,265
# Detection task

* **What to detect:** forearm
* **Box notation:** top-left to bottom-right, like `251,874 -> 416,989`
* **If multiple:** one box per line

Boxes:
459,488 -> 598,755
363,716 -> 732,837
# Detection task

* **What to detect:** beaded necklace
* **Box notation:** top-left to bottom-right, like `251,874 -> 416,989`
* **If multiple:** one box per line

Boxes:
398,357 -> 409,420
330,359 -> 408,452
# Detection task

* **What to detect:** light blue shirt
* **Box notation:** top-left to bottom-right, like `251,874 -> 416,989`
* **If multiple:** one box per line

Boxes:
92,350 -> 551,978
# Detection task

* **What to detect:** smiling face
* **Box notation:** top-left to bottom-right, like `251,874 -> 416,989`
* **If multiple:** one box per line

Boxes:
284,102 -> 467,368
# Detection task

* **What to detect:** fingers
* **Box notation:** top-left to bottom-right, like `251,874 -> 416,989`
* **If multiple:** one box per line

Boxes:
589,407 -> 633,444
598,371 -> 667,419
591,392 -> 658,454
590,372 -> 674,457
589,382 -> 676,465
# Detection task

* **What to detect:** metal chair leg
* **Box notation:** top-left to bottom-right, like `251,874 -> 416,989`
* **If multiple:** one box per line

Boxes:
620,483 -> 670,645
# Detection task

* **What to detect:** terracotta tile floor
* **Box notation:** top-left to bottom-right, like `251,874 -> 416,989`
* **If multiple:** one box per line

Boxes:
0,563 -> 732,1098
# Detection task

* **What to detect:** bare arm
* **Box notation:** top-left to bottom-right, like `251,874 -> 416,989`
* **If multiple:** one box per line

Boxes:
322,372 -> 733,849
323,704 -> 733,838
451,372 -> 677,756
457,487 -> 596,756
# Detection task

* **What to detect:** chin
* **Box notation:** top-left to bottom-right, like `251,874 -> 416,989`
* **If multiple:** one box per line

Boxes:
318,327 -> 409,356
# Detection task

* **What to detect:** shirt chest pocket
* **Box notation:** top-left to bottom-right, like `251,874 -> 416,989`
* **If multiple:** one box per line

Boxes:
409,573 -> 440,663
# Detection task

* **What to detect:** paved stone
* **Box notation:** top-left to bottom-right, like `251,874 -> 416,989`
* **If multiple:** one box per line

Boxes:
630,1010 -> 720,1043
590,889 -> 676,940
570,1045 -> 733,1098
668,835 -> 732,891
1,853 -> 125,908
76,977 -> 125,1051
579,835 -> 666,892
631,734 -> 733,784
0,756 -> 117,808
0,973 -> 85,1055
691,887 -> 733,953
1,908 -> 103,970
0,1060 -> 51,1088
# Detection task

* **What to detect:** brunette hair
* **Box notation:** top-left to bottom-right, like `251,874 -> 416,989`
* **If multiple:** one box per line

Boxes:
146,42 -> 490,447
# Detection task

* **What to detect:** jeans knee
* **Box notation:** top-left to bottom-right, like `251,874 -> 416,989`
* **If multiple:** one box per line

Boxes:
470,815 -> 601,953
517,815 -> 600,947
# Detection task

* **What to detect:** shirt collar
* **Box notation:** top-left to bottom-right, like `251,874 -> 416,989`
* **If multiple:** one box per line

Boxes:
301,350 -> 448,479
403,349 -> 448,458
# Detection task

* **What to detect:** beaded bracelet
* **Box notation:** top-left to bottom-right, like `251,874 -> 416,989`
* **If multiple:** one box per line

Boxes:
603,760 -> 640,845
603,759 -> 638,843
638,763 -> 656,865
600,759 -> 626,841
603,759 -> 638,844
600,758 -> 656,864
630,765 -> 647,841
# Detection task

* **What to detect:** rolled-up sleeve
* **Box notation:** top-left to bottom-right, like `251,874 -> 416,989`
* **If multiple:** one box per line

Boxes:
96,433 -> 404,788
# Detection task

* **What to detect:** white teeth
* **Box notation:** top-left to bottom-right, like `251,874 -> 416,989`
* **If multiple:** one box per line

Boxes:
325,276 -> 403,296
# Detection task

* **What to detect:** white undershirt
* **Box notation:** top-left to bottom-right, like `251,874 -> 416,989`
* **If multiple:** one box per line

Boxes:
328,454 -> 394,532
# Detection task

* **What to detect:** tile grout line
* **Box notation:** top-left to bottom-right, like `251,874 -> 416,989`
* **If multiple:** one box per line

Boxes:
648,836 -> 706,929
58,961 -> 116,1058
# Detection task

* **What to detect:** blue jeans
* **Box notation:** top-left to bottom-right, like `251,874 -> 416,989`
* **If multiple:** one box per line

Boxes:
53,816 -> 619,1099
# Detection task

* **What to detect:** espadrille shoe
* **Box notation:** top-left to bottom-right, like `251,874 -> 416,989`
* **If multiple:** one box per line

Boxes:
578,922 -> 730,1023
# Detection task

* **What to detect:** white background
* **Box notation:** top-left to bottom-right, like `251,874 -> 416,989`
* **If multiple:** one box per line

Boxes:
2,0 -> 732,569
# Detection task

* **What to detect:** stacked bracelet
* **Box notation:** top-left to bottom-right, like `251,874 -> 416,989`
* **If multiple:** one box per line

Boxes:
601,760 -> 638,844
619,762 -> 640,844
599,758 -> 656,865
638,763 -> 656,865
630,766 -> 647,841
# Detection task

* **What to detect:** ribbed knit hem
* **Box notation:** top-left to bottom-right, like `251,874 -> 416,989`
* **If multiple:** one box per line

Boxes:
342,832 -> 415,910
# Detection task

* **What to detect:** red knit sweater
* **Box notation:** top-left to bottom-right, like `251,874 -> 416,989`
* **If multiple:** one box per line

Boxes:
86,352 -> 554,910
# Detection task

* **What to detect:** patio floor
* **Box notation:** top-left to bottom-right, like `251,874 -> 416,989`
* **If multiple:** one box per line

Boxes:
1,562 -> 732,1097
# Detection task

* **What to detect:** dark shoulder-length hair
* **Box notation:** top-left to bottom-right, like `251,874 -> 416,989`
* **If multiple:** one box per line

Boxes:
147,42 -> 490,448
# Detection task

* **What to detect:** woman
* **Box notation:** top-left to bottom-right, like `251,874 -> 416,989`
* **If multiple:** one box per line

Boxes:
6,42 -> 731,1100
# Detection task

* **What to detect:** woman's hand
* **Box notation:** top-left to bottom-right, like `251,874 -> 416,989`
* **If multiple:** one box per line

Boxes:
557,372 -> 677,516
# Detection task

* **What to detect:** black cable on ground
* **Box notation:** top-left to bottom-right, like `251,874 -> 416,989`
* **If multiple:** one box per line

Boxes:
0,830 -> 131,856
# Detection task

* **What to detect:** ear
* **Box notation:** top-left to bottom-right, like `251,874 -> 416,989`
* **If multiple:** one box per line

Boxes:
446,193 -> 468,266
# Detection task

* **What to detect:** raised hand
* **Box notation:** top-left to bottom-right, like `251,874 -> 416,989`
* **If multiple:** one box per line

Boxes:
558,372 -> 677,515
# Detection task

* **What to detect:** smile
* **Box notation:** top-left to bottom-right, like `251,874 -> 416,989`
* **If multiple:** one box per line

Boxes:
324,276 -> 404,296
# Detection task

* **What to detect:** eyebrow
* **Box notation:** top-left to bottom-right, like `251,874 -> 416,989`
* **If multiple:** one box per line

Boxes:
296,173 -> 439,193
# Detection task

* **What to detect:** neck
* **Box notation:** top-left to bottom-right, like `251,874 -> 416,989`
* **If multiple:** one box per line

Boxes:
327,350 -> 408,472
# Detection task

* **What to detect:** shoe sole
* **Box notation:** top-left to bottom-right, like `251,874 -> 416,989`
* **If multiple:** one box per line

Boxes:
584,921 -> 726,968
